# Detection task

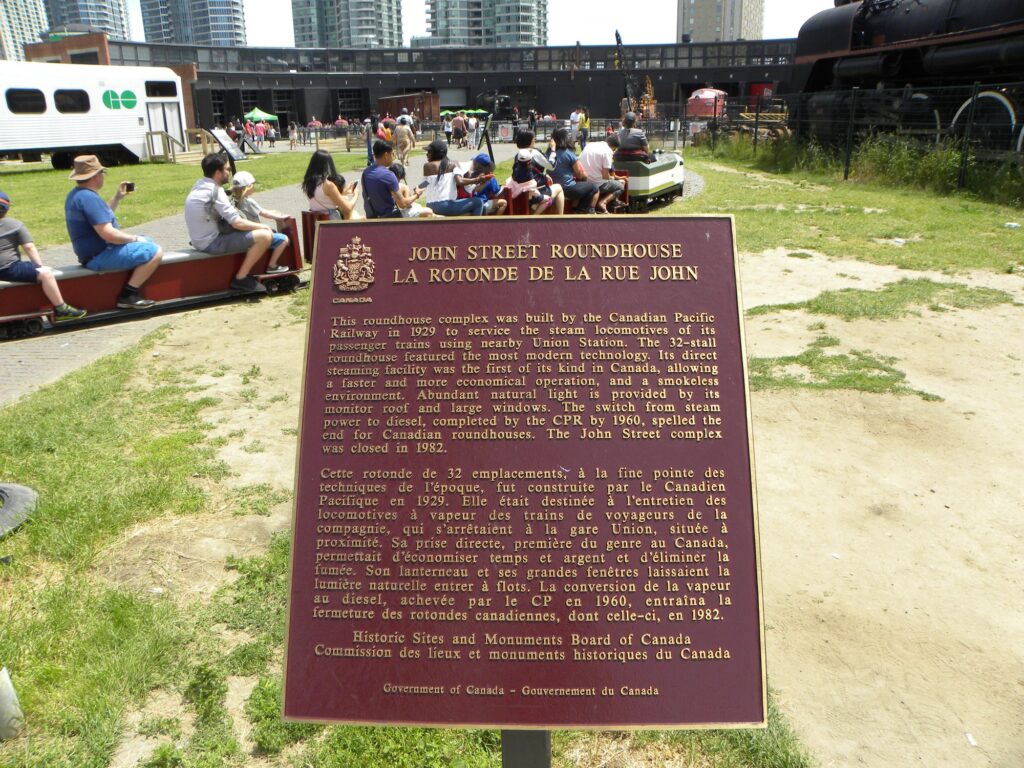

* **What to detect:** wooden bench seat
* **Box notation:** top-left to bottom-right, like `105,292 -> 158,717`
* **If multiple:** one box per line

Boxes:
301,210 -> 332,262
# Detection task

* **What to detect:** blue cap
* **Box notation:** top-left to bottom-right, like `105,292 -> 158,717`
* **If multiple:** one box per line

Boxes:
0,190 -> 9,211
472,153 -> 493,167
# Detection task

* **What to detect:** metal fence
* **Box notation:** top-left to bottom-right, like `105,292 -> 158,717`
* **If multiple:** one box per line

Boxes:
636,82 -> 1024,187
278,83 -> 1024,191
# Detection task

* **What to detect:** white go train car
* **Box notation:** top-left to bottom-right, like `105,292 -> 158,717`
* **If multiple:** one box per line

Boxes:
0,61 -> 187,168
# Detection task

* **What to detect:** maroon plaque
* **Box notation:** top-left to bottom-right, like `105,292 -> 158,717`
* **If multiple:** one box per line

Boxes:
284,216 -> 765,728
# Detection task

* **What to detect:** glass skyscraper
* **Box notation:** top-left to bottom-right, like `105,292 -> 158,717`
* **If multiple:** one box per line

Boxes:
1,0 -> 49,61
292,0 -> 402,48
677,0 -> 764,43
45,0 -> 130,40
414,0 -> 547,48
142,0 -> 246,47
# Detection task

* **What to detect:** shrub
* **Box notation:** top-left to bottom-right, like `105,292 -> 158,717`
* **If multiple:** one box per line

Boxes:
700,130 -> 1021,207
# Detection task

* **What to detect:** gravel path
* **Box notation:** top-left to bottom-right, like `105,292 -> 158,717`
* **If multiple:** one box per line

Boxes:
682,168 -> 705,200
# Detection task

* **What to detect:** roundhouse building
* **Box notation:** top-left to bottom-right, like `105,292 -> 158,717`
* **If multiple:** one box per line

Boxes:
25,34 -> 795,129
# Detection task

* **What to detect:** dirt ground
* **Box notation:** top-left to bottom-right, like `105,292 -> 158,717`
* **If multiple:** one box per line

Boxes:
105,248 -> 1023,767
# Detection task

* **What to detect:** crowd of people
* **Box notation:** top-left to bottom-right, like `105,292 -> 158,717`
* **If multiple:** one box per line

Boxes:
348,110 -> 645,218
223,118 -> 278,149
0,109 -> 653,319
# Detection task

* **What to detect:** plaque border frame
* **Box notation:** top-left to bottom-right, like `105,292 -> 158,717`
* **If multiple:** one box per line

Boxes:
282,214 -> 768,731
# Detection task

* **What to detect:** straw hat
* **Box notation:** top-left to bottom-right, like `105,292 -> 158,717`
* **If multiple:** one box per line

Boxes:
69,155 -> 106,181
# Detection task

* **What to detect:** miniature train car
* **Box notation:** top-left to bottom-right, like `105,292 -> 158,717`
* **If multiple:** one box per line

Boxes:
0,219 -> 303,339
612,152 -> 686,211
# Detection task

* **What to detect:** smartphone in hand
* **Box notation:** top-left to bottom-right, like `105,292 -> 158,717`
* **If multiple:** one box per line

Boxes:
124,182 -> 136,192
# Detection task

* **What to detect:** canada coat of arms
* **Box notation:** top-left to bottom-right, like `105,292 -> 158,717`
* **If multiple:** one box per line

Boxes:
333,236 -> 375,292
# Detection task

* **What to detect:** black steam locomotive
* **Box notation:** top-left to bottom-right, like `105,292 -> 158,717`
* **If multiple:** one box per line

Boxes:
790,0 -> 1024,151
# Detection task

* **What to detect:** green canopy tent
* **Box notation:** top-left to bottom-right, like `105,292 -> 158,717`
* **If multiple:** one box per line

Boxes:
244,107 -> 278,122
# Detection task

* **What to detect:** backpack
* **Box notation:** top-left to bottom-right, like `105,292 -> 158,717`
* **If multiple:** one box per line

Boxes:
512,150 -> 551,187
205,185 -> 235,234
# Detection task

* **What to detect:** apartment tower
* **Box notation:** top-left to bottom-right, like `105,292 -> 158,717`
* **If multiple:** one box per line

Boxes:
44,0 -> 131,39
0,0 -> 49,60
293,0 -> 402,48
414,0 -> 547,47
677,0 -> 764,42
141,0 -> 246,47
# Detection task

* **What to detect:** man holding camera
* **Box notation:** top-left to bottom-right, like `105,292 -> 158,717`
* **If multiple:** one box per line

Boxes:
184,153 -> 275,293
65,155 -> 163,309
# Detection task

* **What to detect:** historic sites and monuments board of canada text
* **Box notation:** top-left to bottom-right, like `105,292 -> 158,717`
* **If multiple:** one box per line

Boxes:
284,216 -> 766,728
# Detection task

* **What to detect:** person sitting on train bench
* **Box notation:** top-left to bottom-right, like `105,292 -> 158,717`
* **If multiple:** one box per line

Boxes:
548,127 -> 600,214
388,163 -> 436,218
229,171 -> 291,273
302,150 -> 358,220
184,153 -> 274,294
361,141 -> 422,219
64,155 -> 163,309
421,140 -> 486,217
508,130 -> 564,215
615,111 -> 654,163
578,134 -> 627,213
462,154 -> 508,215
0,190 -> 86,321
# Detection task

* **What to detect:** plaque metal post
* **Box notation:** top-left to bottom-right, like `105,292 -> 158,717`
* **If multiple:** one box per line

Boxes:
501,730 -> 551,768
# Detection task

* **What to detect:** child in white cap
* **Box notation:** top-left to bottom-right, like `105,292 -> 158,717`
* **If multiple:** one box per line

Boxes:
229,171 -> 291,273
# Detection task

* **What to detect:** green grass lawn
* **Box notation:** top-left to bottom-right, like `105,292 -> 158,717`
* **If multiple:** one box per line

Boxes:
0,152 -> 368,247
0,340 -> 809,768
671,155 -> 1023,274
5,147 -> 1020,768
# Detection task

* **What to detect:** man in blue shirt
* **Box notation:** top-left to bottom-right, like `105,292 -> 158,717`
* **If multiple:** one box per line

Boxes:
361,141 -> 421,218
65,155 -> 163,309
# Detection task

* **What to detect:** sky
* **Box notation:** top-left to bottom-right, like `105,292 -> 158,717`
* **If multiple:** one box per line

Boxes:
127,0 -> 835,48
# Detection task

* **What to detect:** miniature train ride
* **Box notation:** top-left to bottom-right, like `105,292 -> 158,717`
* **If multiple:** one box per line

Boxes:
495,151 -> 685,214
613,151 -> 686,211
2,156 -> 687,340
0,218 -> 303,339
